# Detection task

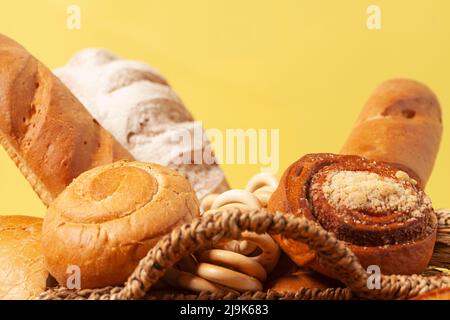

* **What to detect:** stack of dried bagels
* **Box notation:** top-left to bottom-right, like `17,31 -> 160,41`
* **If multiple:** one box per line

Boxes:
0,33 -> 446,300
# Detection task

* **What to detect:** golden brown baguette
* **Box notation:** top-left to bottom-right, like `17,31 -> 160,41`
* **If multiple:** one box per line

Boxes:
341,79 -> 442,187
0,34 -> 133,206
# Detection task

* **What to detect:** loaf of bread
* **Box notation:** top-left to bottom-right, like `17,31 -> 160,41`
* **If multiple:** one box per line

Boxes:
0,216 -> 49,300
341,79 -> 442,187
42,161 -> 200,288
54,49 -> 228,200
0,34 -> 134,206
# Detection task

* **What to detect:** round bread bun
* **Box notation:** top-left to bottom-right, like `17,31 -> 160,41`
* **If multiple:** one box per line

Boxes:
0,215 -> 48,300
42,160 -> 200,289
268,153 -> 437,277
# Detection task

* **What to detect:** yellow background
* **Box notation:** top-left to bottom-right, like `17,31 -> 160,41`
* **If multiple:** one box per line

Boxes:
0,0 -> 449,217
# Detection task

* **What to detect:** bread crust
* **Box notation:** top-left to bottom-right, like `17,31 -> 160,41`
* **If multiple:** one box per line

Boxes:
411,288 -> 450,300
54,48 -> 229,200
341,79 -> 442,187
266,269 -> 342,292
42,161 -> 200,288
0,215 -> 48,300
0,34 -> 134,206
268,153 -> 437,277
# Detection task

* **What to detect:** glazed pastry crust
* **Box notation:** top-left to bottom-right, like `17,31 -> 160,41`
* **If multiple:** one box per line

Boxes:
268,153 -> 437,277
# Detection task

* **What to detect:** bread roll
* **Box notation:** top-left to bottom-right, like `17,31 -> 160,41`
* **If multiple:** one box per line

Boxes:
0,216 -> 48,300
54,48 -> 229,200
0,34 -> 134,206
341,79 -> 442,187
42,161 -> 200,289
268,153 -> 437,276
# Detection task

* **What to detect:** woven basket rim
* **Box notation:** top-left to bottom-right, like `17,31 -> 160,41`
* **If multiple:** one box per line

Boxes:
38,208 -> 450,300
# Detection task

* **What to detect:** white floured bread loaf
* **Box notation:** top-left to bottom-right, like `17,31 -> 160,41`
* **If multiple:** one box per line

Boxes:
54,49 -> 228,200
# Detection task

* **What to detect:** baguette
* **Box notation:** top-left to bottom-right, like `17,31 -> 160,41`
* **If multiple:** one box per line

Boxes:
341,79 -> 442,187
0,34 -> 133,206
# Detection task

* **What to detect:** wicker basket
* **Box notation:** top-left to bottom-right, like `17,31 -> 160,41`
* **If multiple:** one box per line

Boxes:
39,208 -> 450,300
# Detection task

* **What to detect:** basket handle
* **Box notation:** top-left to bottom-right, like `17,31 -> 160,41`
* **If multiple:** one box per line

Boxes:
39,208 -> 450,300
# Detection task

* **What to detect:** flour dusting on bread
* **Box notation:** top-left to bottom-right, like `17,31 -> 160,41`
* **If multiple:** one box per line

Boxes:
54,48 -> 228,200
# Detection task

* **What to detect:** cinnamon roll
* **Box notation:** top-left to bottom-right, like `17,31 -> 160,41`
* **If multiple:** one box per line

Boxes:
268,153 -> 437,277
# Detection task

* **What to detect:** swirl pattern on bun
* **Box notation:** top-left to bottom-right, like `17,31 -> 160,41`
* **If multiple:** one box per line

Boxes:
268,153 -> 437,277
42,161 -> 199,289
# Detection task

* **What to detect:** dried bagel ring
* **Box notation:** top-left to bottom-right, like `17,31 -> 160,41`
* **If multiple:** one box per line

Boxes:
196,263 -> 263,292
197,249 -> 267,282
